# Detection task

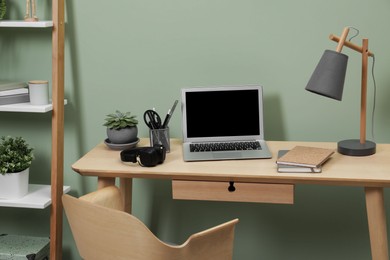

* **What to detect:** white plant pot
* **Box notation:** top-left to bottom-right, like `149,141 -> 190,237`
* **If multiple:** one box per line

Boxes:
0,168 -> 29,199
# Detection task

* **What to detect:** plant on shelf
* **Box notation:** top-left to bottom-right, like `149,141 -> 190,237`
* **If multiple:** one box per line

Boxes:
0,136 -> 34,199
0,136 -> 34,175
103,110 -> 139,144
0,0 -> 6,20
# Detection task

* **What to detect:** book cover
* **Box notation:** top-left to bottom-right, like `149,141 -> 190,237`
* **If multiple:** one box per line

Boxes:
0,81 -> 28,91
0,93 -> 30,105
276,150 -> 322,173
0,88 -> 29,97
276,146 -> 335,168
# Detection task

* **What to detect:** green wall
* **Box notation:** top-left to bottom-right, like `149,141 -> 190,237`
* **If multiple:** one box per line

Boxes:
1,0 -> 390,259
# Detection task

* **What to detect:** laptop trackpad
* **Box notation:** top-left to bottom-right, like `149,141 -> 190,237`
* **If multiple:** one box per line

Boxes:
213,152 -> 242,159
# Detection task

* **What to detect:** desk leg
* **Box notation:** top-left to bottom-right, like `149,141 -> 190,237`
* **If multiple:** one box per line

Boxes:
97,177 -> 115,189
365,187 -> 389,260
120,178 -> 133,214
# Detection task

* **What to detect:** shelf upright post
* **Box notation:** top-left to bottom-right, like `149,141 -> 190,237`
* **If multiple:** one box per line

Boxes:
51,0 -> 65,258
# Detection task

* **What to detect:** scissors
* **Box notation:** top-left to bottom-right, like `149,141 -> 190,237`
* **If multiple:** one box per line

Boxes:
143,109 -> 162,129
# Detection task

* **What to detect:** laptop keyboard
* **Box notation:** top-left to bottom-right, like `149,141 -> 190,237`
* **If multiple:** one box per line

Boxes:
190,141 -> 262,152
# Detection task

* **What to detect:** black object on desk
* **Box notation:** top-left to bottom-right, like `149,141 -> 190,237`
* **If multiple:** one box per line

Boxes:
143,110 -> 162,129
162,100 -> 178,128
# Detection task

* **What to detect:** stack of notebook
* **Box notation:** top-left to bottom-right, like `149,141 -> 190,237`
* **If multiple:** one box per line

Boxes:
0,81 -> 29,105
276,146 -> 335,173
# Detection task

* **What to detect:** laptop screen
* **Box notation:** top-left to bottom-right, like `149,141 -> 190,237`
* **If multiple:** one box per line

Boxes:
182,86 -> 263,139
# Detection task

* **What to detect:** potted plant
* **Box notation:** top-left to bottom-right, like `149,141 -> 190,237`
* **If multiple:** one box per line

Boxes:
0,136 -> 34,199
103,110 -> 139,144
0,0 -> 6,20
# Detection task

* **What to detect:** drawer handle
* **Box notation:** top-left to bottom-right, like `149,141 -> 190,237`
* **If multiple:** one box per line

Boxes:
228,181 -> 236,192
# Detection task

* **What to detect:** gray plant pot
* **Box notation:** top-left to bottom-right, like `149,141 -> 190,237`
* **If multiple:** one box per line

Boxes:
107,126 -> 138,144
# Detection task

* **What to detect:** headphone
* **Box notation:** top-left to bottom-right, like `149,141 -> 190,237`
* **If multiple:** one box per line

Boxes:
120,145 -> 166,167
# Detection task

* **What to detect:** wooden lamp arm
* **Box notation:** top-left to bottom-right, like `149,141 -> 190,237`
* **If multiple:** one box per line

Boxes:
335,27 -> 350,52
330,34 -> 374,57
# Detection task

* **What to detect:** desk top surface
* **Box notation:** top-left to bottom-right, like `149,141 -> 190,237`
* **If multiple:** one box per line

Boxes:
72,139 -> 390,187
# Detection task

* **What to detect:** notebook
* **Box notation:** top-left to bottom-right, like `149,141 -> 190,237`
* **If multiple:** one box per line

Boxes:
181,85 -> 272,161
276,146 -> 335,168
276,150 -> 322,173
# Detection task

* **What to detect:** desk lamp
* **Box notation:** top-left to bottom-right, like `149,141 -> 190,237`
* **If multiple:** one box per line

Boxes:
305,27 -> 376,156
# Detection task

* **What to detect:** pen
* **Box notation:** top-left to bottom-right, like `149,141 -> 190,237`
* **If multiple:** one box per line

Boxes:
162,99 -> 178,128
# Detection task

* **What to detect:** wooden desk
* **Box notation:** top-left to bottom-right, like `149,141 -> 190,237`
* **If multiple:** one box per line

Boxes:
72,138 -> 390,260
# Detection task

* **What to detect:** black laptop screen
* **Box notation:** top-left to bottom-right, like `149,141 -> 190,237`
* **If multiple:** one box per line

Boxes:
185,89 -> 261,138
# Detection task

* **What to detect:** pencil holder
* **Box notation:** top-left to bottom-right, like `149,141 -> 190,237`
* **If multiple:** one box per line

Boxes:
149,128 -> 170,153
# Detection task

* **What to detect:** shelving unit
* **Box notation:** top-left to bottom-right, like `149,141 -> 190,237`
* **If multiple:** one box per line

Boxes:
0,185 -> 70,209
0,20 -> 53,27
0,100 -> 67,113
0,0 -> 66,259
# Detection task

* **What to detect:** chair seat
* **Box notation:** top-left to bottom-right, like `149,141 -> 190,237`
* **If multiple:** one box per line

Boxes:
63,186 -> 239,260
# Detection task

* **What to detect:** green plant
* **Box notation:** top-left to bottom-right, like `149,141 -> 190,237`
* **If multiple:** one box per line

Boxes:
0,136 -> 34,175
103,110 -> 138,130
0,0 -> 6,20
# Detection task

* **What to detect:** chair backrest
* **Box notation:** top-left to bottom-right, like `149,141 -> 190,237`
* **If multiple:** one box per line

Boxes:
63,186 -> 239,260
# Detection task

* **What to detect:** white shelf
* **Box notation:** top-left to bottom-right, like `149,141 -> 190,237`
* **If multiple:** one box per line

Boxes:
0,99 -> 68,112
0,20 -> 53,28
0,184 -> 70,209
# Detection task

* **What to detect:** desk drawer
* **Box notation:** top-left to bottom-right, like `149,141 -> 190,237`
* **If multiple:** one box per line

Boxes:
172,180 -> 294,204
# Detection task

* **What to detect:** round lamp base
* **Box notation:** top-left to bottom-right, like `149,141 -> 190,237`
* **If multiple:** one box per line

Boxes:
337,139 -> 376,156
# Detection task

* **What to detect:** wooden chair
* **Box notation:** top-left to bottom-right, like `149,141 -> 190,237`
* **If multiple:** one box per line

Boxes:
62,186 -> 239,260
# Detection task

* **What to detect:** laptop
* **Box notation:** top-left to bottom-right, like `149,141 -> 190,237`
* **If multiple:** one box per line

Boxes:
181,85 -> 272,161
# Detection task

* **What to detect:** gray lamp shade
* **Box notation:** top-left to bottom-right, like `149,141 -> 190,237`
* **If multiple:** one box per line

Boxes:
305,50 -> 348,101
